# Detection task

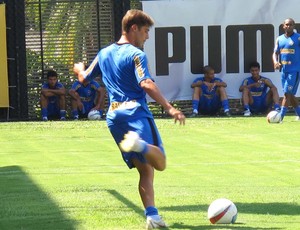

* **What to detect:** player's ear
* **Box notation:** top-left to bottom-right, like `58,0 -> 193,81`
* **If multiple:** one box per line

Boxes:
131,24 -> 138,32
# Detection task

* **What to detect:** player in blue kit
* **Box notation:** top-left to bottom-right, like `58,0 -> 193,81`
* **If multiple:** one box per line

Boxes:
69,79 -> 105,120
73,9 -> 185,229
239,61 -> 280,116
40,70 -> 66,121
190,65 -> 230,117
272,18 -> 300,121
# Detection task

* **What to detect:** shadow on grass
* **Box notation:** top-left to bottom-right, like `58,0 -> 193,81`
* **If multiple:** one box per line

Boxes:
169,222 -> 282,229
161,202 -> 300,215
0,166 -> 77,230
106,189 -> 144,217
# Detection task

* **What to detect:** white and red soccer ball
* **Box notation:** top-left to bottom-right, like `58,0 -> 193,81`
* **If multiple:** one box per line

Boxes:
87,110 -> 101,120
267,110 -> 281,123
208,198 -> 237,224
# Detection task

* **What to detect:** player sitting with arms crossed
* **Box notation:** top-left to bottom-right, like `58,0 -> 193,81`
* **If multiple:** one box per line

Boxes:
40,70 -> 66,121
73,9 -> 185,229
190,65 -> 231,117
239,61 -> 280,116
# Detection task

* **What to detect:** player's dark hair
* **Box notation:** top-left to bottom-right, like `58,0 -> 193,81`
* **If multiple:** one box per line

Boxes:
122,9 -> 154,33
283,18 -> 295,25
249,61 -> 260,69
46,70 -> 58,79
203,65 -> 214,74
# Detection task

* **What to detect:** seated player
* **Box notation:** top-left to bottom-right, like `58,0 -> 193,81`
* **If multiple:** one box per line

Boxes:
239,61 -> 280,116
40,70 -> 66,121
69,77 -> 105,120
191,65 -> 231,116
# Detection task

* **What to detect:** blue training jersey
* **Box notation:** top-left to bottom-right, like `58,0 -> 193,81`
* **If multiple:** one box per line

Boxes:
71,80 -> 100,107
84,43 -> 154,125
274,32 -> 300,72
42,81 -> 64,103
240,76 -> 271,97
192,77 -> 223,99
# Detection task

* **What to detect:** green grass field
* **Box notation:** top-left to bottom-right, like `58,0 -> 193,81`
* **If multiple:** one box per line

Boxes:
0,116 -> 299,230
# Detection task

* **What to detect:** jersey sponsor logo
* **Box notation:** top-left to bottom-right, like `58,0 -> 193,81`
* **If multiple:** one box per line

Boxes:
281,48 -> 295,54
251,91 -> 263,96
134,55 -> 145,78
281,60 -> 292,65
109,100 -> 138,111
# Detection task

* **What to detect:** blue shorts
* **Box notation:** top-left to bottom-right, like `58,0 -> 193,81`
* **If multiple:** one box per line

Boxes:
250,94 -> 269,113
47,101 -> 60,119
281,71 -> 300,95
108,117 -> 165,169
198,94 -> 221,115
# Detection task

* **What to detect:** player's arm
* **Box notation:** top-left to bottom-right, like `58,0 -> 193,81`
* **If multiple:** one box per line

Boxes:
92,87 -> 105,111
191,80 -> 203,88
41,86 -> 66,96
272,38 -> 281,70
140,79 -> 185,125
264,78 -> 276,89
74,56 -> 101,83
214,80 -> 227,88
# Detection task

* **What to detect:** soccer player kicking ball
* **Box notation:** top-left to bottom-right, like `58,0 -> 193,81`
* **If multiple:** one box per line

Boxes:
73,9 -> 185,229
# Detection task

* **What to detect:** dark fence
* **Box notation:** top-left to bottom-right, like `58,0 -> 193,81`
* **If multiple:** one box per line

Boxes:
0,0 -> 143,121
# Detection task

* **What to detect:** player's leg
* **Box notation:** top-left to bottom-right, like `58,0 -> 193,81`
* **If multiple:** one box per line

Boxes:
109,119 -> 167,228
110,118 -> 166,171
70,95 -> 80,120
241,87 -> 252,116
267,87 -> 280,111
58,95 -> 66,120
40,93 -> 49,121
191,87 -> 202,116
289,72 -> 300,118
280,72 -> 300,120
216,87 -> 230,115
132,158 -> 167,229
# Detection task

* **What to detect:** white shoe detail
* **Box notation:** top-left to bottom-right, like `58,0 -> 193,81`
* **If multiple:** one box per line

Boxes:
146,215 -> 167,229
119,131 -> 144,153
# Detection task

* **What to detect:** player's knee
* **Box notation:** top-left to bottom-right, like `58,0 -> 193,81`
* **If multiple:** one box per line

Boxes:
155,161 -> 166,171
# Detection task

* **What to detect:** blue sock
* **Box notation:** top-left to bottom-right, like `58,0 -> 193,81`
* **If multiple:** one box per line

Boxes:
72,110 -> 78,118
280,106 -> 287,120
99,110 -> 103,117
192,100 -> 199,111
274,103 -> 280,110
145,206 -> 158,217
295,106 -> 300,116
140,140 -> 149,155
41,108 -> 48,118
60,110 -> 66,118
222,99 -> 229,111
244,105 -> 250,110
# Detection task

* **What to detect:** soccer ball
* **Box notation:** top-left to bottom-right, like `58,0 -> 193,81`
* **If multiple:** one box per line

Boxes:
267,110 -> 281,123
207,198 -> 237,224
87,110 -> 101,120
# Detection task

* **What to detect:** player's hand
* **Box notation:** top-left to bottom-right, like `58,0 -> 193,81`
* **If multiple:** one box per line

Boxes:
274,61 -> 281,70
73,62 -> 86,83
168,107 -> 185,125
73,62 -> 85,74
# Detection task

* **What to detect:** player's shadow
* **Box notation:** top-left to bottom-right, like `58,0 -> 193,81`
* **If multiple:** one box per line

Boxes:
0,165 -> 77,230
161,202 -> 300,215
106,189 -> 145,217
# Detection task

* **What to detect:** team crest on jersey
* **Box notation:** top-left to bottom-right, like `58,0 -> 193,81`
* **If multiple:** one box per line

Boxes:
289,40 -> 294,46
134,55 -> 145,78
